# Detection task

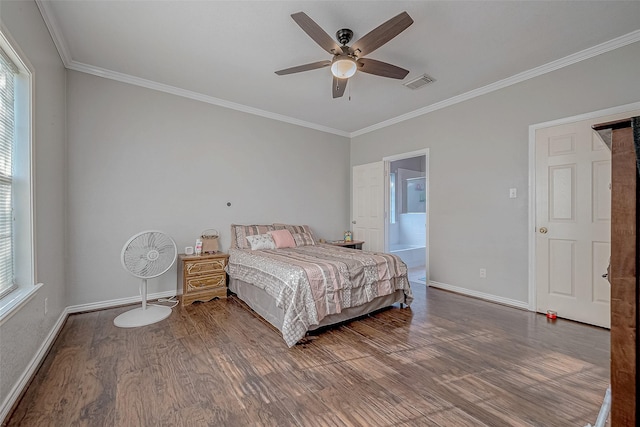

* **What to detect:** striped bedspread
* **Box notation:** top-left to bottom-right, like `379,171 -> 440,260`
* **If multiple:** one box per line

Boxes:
227,244 -> 413,346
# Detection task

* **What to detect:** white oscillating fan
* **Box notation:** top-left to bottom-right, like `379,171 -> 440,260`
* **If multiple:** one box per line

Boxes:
114,230 -> 177,328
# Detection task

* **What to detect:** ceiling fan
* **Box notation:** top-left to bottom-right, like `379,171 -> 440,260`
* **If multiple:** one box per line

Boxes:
275,11 -> 414,98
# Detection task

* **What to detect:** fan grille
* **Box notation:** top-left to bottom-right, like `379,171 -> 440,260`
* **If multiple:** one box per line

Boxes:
122,231 -> 177,279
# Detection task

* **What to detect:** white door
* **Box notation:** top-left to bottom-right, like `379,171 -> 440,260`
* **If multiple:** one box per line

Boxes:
535,111 -> 638,327
352,162 -> 384,252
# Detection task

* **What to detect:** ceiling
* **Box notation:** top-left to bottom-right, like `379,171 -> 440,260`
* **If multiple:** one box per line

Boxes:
36,1 -> 640,137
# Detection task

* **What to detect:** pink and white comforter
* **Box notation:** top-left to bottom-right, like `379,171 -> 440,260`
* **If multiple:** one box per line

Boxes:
227,244 -> 413,346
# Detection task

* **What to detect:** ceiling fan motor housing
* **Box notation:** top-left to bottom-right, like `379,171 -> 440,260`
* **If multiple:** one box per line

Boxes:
336,28 -> 353,46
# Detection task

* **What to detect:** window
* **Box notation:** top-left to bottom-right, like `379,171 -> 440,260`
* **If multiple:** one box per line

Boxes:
0,30 -> 35,321
0,46 -> 17,299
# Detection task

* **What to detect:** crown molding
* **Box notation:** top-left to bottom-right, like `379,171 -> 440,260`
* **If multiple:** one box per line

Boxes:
66,60 -> 350,137
350,29 -> 640,138
34,0 -> 349,138
35,0 -> 72,67
34,1 -> 640,139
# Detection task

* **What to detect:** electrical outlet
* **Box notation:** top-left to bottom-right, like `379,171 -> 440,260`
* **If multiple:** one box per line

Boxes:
44,297 -> 48,315
479,268 -> 487,278
509,188 -> 517,198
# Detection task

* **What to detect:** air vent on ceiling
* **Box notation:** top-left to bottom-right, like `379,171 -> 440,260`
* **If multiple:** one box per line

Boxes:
403,74 -> 436,90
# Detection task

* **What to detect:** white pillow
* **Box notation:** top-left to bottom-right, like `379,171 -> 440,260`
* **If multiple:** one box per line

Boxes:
245,233 -> 276,250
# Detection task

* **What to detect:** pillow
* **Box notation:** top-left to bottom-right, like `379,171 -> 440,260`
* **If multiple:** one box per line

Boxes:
245,234 -> 276,250
292,232 -> 315,247
268,229 -> 296,249
273,223 -> 316,244
230,224 -> 275,250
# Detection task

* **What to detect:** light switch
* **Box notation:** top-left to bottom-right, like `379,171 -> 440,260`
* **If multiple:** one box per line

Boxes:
509,188 -> 517,198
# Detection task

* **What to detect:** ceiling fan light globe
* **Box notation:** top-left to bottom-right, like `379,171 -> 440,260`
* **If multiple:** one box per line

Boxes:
331,57 -> 357,79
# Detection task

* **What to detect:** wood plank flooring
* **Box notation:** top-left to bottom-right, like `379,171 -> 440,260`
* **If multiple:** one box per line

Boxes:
4,284 -> 610,426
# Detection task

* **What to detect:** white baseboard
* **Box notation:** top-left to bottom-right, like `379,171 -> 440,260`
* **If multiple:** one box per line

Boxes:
1,289 -> 177,423
428,280 -> 529,310
66,290 -> 176,314
0,306 -> 68,422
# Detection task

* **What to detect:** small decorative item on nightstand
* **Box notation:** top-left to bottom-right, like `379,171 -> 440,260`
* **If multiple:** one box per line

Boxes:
344,230 -> 352,242
201,229 -> 220,254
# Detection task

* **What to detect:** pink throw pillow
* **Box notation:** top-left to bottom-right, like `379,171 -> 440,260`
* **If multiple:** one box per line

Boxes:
268,229 -> 296,249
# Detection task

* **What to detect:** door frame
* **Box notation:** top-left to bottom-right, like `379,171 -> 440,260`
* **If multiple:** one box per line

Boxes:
383,148 -> 430,283
527,101 -> 640,311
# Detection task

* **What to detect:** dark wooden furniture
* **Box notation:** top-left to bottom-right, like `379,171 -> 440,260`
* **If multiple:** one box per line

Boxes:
593,117 -> 640,426
178,252 -> 229,306
327,240 -> 364,250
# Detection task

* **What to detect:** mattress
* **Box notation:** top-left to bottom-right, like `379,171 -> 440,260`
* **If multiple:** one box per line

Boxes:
229,277 -> 405,332
227,243 -> 413,346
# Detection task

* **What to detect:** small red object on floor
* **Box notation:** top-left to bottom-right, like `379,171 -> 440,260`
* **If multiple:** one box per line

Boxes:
546,310 -> 557,319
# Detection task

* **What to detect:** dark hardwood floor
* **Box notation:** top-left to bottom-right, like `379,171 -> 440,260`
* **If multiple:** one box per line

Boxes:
5,284 -> 609,426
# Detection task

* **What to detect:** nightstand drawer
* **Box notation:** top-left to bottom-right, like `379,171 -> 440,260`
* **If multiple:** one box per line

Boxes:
185,273 -> 225,292
185,258 -> 226,275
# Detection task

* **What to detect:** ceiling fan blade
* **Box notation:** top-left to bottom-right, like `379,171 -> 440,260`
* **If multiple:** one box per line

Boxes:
357,58 -> 409,79
351,11 -> 413,57
291,12 -> 342,55
275,60 -> 331,76
332,76 -> 348,98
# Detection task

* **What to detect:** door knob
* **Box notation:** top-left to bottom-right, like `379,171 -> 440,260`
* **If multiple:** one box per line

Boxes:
539,227 -> 548,234
352,221 -> 356,224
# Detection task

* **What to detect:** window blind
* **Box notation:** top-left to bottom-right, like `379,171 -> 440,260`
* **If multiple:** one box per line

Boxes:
0,47 -> 17,298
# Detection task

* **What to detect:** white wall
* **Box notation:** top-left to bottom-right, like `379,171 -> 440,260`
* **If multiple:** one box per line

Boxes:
351,41 -> 640,304
66,71 -> 350,306
0,0 -> 67,412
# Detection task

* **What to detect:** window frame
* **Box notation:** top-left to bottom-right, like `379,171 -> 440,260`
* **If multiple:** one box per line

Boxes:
0,26 -> 37,325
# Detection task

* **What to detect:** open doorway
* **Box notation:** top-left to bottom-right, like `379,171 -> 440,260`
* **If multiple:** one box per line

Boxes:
385,150 -> 429,285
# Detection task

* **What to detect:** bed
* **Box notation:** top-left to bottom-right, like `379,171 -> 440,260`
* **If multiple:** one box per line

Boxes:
226,224 -> 413,347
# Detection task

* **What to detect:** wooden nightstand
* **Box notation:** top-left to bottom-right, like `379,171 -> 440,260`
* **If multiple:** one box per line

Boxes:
327,240 -> 364,250
178,253 -> 229,306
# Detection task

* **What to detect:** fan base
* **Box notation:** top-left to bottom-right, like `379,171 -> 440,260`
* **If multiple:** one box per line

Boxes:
113,304 -> 172,328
